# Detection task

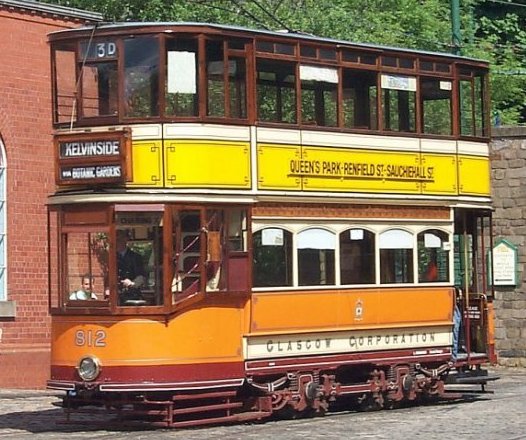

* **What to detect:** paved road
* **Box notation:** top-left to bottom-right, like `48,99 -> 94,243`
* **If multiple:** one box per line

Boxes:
0,366 -> 524,439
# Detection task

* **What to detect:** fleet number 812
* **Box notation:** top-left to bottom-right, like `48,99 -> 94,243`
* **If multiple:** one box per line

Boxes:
75,330 -> 106,347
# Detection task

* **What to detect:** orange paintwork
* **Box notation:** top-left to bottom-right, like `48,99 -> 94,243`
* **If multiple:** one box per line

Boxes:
51,287 -> 454,368
250,287 -> 454,334
51,296 -> 249,367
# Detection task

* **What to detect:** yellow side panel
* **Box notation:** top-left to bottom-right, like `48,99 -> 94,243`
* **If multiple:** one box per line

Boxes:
250,288 -> 453,334
421,154 -> 458,195
129,141 -> 163,187
257,144 -> 302,190
458,156 -> 491,196
51,301 -> 247,367
164,140 -> 250,188
302,148 -> 422,193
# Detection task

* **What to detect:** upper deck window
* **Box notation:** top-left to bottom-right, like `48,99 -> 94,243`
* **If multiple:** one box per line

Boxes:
300,45 -> 317,58
300,65 -> 338,127
81,62 -> 118,118
459,68 -> 488,138
299,45 -> 336,61
257,59 -> 297,124
420,60 -> 452,75
381,74 -> 416,133
78,39 -> 119,118
421,78 -> 452,135
256,40 -> 296,56
124,36 -> 160,118
80,40 -> 119,118
165,38 -> 199,117
381,56 -> 415,70
206,40 -> 248,119
52,42 -> 77,124
342,50 -> 378,67
343,69 -> 378,129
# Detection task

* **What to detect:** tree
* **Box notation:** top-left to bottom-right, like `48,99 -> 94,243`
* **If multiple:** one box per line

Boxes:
469,0 -> 526,124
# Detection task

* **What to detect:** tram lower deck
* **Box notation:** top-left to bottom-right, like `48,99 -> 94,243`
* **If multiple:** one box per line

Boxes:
46,200 -> 495,427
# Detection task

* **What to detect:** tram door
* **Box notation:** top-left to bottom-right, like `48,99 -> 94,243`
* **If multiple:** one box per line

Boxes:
171,207 -> 250,303
453,209 -> 493,356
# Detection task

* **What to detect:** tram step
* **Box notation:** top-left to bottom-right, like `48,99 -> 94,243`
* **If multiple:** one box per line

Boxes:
450,374 -> 500,385
446,367 -> 500,385
172,401 -> 243,415
172,390 -> 238,401
164,410 -> 272,428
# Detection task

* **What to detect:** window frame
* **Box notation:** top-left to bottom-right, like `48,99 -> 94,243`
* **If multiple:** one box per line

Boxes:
339,227 -> 376,286
253,227 -> 294,288
417,228 -> 451,283
0,138 -> 6,305
122,35 -> 161,121
252,221 -> 453,291
49,26 -> 491,141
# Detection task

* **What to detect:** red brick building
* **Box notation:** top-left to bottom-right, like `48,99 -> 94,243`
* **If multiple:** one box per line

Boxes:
0,0 -> 101,388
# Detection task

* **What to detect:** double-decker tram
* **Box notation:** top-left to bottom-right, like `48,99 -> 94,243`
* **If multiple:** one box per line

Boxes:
47,22 -> 496,427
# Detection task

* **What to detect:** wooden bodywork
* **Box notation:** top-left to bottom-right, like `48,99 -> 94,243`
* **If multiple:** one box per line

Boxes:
46,23 -> 495,427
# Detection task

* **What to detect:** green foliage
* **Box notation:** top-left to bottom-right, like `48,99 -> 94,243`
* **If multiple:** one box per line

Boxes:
42,0 -> 526,124
469,2 -> 526,124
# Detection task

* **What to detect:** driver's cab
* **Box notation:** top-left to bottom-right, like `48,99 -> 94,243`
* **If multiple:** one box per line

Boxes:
49,203 -> 250,314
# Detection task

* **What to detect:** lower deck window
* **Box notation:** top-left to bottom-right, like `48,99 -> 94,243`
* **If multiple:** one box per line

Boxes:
116,212 -> 164,306
253,224 -> 452,289
64,231 -> 109,303
253,228 -> 293,287
340,228 -> 375,284
418,230 -> 449,283
379,229 -> 414,284
297,228 -> 335,286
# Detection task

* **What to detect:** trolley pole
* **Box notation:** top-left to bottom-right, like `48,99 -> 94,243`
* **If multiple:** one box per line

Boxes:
451,0 -> 461,55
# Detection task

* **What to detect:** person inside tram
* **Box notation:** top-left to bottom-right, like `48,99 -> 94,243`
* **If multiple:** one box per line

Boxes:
424,250 -> 439,282
69,274 -> 98,300
116,229 -> 147,305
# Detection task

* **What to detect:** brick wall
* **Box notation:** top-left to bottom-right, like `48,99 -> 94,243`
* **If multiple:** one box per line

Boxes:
491,126 -> 526,368
0,6 -> 96,388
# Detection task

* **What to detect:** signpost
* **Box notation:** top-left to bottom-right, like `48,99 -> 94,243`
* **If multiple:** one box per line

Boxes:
490,239 -> 518,287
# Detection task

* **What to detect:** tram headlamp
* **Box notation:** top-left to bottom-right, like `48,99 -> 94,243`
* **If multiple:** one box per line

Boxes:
77,356 -> 101,381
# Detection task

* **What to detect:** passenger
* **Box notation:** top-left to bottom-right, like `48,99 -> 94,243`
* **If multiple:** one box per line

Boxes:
424,250 -> 439,281
116,229 -> 146,304
425,260 -> 438,281
69,274 -> 98,300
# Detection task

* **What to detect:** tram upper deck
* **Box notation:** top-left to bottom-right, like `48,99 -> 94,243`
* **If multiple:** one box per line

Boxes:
49,22 -> 491,206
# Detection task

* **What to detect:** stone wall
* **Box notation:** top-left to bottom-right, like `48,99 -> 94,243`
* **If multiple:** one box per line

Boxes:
491,126 -> 526,367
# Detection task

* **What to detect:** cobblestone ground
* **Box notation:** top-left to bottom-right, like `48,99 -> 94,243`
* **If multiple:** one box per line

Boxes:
0,366 -> 524,439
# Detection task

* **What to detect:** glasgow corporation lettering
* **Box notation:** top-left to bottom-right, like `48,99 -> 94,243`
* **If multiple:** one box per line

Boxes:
265,331 -> 436,354
245,327 -> 450,360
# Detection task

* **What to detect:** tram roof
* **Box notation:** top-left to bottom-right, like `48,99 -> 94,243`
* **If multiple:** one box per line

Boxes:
48,21 -> 488,65
0,0 -> 102,21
